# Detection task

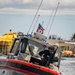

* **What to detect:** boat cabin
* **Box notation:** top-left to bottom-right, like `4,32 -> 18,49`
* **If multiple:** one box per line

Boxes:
8,35 -> 59,67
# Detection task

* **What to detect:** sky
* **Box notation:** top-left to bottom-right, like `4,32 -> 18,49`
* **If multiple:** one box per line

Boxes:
0,0 -> 75,40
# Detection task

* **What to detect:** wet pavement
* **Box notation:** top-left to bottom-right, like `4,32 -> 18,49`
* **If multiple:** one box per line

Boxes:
59,57 -> 75,75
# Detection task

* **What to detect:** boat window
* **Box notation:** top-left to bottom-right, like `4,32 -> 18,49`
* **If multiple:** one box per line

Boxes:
10,38 -> 28,56
20,39 -> 28,53
11,39 -> 20,53
27,40 -> 44,56
25,45 -> 30,54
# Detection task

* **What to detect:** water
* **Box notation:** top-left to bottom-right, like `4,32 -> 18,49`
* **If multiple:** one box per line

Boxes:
59,57 -> 75,75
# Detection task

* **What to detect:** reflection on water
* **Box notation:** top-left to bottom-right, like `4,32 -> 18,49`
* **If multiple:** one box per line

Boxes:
59,57 -> 75,75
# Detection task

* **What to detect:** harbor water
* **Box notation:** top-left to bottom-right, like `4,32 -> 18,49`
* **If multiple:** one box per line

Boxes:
59,57 -> 75,75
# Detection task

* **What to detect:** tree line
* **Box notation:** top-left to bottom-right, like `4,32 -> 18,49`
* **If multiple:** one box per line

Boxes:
48,33 -> 75,41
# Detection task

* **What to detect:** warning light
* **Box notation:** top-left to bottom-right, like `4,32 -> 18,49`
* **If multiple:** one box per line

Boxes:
27,34 -> 32,38
43,40 -> 46,43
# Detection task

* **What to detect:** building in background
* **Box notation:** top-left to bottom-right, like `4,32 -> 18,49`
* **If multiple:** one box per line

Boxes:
47,39 -> 75,56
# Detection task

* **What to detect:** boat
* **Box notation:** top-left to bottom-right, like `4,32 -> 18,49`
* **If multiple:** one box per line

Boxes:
0,30 -> 17,55
62,50 -> 74,57
0,32 -> 61,75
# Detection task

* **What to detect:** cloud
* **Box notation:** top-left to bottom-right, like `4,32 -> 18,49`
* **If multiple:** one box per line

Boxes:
0,0 -> 75,15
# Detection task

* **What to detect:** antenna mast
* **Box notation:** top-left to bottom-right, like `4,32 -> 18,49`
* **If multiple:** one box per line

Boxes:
47,2 -> 60,38
44,10 -> 54,35
27,0 -> 43,34
31,15 -> 40,34
42,21 -> 44,26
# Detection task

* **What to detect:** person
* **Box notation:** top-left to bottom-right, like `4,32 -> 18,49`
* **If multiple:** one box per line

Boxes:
39,46 -> 54,66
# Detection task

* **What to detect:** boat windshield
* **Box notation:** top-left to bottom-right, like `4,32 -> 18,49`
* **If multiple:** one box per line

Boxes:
26,40 -> 45,56
11,39 -> 20,53
9,37 -> 45,57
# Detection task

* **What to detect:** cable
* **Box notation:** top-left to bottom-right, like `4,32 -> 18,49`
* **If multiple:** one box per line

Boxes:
27,0 -> 43,34
31,15 -> 40,34
47,2 -> 60,38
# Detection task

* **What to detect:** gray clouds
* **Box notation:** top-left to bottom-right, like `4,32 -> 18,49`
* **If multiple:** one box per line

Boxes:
0,0 -> 39,9
0,0 -> 75,15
